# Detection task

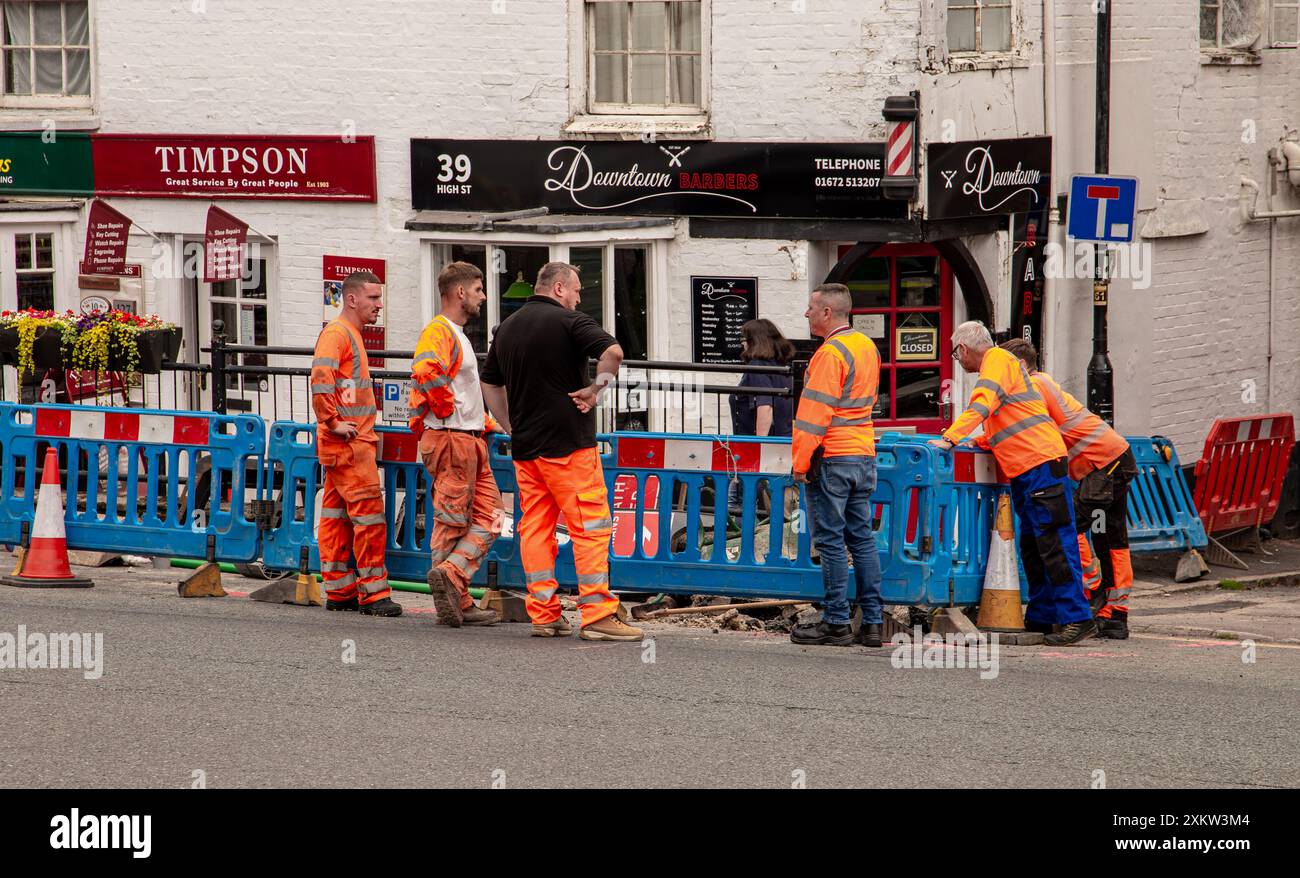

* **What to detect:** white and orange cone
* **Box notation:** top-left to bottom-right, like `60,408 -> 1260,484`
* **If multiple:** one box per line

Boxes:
976,492 -> 1022,631
3,447 -> 93,589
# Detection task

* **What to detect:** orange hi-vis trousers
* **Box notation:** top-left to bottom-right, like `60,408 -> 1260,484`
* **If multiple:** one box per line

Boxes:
420,428 -> 502,609
1074,449 -> 1137,620
318,441 -> 390,605
515,447 -> 618,627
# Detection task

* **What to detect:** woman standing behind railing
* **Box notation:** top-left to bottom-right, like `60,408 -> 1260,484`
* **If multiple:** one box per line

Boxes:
727,319 -> 794,514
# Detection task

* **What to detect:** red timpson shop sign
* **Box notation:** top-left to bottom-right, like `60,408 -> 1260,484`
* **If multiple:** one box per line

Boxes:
91,135 -> 377,201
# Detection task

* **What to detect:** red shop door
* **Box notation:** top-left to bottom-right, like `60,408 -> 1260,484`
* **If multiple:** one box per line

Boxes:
833,243 -> 953,435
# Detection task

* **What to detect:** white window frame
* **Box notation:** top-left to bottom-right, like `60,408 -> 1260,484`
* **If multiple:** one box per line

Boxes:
566,0 -> 711,139
946,0 -> 1014,56
586,0 -> 706,116
0,216 -> 76,313
1270,0 -> 1299,46
0,0 -> 94,110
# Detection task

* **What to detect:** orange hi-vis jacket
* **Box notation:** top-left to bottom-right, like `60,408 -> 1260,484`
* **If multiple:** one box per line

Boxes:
312,319 -> 378,452
1031,371 -> 1130,482
408,315 -> 464,432
407,315 -> 499,435
792,326 -> 880,474
943,346 -> 1066,479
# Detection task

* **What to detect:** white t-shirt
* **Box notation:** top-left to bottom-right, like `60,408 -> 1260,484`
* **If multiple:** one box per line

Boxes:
424,316 -> 486,432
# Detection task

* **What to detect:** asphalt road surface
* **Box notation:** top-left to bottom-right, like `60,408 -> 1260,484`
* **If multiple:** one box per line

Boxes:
2,567 -> 1297,788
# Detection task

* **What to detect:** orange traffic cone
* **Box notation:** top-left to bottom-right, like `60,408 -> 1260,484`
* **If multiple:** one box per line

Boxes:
2,447 -> 93,589
975,492 -> 1022,631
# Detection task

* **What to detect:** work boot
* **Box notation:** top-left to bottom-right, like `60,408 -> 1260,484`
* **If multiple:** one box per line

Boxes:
1044,620 -> 1097,646
326,596 -> 358,612
532,616 -> 574,638
460,606 -> 500,627
855,622 -> 883,648
1097,613 -> 1129,640
579,615 -> 644,642
428,568 -> 462,628
790,620 -> 854,646
359,597 -> 403,617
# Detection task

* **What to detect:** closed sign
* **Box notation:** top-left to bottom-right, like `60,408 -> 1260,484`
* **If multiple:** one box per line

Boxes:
896,327 -> 938,361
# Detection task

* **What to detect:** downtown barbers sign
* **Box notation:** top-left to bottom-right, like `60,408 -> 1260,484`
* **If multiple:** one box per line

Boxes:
411,139 -> 907,219
926,136 -> 1052,221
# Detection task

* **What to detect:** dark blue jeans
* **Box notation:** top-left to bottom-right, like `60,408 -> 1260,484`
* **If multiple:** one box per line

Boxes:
806,456 -> 883,626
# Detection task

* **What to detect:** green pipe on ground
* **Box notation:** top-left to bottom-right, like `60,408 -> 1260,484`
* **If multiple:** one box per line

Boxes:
167,558 -> 483,598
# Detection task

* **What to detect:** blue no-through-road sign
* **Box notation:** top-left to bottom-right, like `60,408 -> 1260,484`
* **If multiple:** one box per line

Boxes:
1066,174 -> 1139,243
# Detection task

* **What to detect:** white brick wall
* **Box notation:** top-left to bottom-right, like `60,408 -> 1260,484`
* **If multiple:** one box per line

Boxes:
20,0 -> 1298,451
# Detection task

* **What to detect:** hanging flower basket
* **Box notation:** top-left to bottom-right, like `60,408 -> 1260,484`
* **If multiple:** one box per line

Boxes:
0,324 -> 17,367
0,310 -> 78,377
136,326 -> 183,373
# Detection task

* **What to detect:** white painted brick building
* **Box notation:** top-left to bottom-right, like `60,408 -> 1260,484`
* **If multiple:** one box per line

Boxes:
0,0 -> 1295,455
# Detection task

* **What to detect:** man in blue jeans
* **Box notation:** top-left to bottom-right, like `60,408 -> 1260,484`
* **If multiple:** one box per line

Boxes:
789,284 -> 884,647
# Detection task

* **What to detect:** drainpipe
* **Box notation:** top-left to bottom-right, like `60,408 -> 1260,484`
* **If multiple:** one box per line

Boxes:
1041,0 -> 1060,375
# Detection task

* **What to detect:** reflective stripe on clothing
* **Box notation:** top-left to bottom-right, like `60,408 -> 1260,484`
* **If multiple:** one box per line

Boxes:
1031,371 -> 1130,481
943,347 -> 1066,479
792,327 -> 879,474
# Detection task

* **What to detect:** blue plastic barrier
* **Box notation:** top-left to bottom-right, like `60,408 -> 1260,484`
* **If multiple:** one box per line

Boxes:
0,402 -> 265,562
1124,435 -> 1208,553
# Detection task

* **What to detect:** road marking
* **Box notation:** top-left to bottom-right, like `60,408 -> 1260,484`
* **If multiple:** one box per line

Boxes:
1130,633 -> 1300,651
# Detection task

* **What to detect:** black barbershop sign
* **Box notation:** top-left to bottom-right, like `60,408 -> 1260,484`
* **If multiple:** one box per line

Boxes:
411,139 -> 907,220
926,136 -> 1052,220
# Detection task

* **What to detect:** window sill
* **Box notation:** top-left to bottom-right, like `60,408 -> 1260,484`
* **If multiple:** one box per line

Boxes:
1200,50 -> 1262,66
563,113 -> 713,141
946,53 -> 1031,73
0,110 -> 99,131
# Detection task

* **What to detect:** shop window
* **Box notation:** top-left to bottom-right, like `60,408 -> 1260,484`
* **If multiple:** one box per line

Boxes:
210,258 -> 269,403
14,231 -> 54,311
947,0 -> 1012,54
1,0 -> 91,103
495,245 -> 549,329
1201,0 -> 1263,50
588,0 -> 704,112
1270,0 -> 1299,45
450,243 -> 489,354
613,246 -> 647,361
570,246 -> 606,327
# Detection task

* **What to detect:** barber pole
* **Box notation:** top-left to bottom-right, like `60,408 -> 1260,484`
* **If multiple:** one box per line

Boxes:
2,447 -> 93,589
881,94 -> 920,201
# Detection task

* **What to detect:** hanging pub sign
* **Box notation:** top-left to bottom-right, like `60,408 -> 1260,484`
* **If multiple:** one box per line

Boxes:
895,325 -> 938,361
79,200 -> 133,276
411,140 -> 907,220
926,136 -> 1052,221
204,206 -> 249,283
691,276 -> 757,365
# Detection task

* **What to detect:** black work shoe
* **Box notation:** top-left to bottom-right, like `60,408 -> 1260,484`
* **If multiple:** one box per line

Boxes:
359,597 -> 403,617
1024,619 -> 1055,635
790,621 -> 854,646
1088,587 -> 1108,618
326,597 -> 358,612
855,622 -> 883,647
1097,617 -> 1129,640
1044,620 -> 1097,646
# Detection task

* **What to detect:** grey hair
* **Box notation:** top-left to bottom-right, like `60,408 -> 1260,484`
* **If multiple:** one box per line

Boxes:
811,283 -> 852,320
536,261 -> 577,294
952,320 -> 993,352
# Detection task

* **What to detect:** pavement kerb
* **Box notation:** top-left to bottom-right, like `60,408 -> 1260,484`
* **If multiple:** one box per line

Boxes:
1133,568 -> 1300,596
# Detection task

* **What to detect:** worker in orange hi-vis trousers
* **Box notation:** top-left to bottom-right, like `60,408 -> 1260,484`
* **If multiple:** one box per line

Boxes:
480,261 -> 643,642
1000,339 -> 1136,640
408,261 -> 503,628
310,270 -> 401,617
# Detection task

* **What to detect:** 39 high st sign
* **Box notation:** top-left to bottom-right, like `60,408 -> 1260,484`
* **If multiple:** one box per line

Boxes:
0,133 -> 377,201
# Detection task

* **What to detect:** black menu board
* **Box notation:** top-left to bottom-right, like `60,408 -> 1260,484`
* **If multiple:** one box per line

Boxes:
692,276 -> 758,364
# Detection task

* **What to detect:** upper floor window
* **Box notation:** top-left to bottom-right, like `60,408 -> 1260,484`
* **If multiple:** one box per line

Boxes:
588,0 -> 703,113
1271,0 -> 1299,46
947,0 -> 1012,54
2,0 -> 91,103
1200,0 -> 1263,50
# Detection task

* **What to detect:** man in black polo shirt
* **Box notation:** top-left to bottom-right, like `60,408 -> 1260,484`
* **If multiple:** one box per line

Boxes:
481,261 -> 643,642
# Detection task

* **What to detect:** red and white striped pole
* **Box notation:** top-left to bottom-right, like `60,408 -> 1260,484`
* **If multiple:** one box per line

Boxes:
882,94 -> 919,202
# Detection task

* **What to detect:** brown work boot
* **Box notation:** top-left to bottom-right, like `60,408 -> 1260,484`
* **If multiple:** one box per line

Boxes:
579,615 -> 644,642
531,616 -> 573,638
461,605 -> 500,627
428,567 -> 462,627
